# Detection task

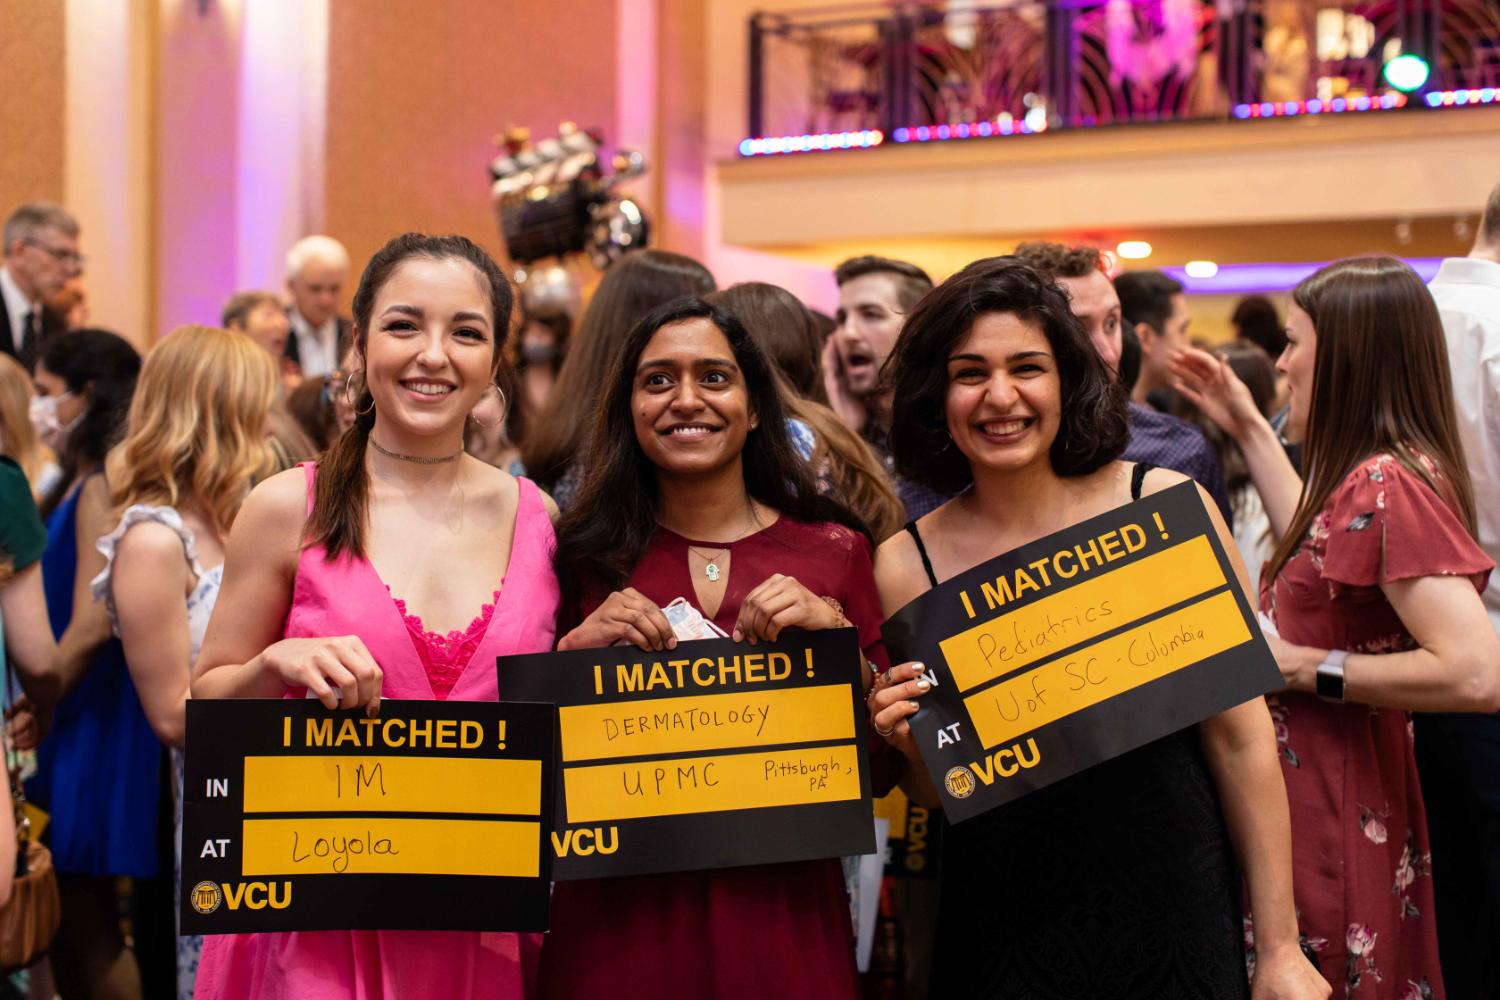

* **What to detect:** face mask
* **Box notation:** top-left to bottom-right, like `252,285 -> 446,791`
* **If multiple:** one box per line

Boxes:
520,342 -> 558,365
30,392 -> 78,452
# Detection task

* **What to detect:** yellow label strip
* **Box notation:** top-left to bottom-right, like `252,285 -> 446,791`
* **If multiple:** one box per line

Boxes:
241,817 -> 540,877
940,535 -> 1227,692
558,684 -> 855,762
242,756 -> 541,816
963,589 -> 1250,748
561,744 -> 863,822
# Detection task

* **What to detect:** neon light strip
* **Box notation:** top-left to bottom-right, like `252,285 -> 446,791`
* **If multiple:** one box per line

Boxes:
1423,88 -> 1499,107
1163,258 -> 1444,294
738,130 -> 883,156
1232,92 -> 1407,119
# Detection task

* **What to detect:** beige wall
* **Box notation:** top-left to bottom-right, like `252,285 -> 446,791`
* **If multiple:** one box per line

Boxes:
324,0 -> 620,281
0,1 -> 67,213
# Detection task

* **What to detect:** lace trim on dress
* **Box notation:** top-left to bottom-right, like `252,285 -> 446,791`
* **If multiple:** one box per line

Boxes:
388,588 -> 502,700
91,504 -> 205,636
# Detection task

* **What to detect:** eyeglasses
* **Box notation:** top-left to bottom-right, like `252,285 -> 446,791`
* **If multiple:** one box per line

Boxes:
23,239 -> 85,267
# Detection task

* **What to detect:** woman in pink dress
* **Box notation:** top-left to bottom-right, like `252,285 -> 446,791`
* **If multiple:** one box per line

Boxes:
1175,256 -> 1500,998
540,296 -> 884,999
191,233 -> 559,999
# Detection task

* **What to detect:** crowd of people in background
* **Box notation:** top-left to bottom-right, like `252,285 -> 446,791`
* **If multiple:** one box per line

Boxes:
0,181 -> 1497,1000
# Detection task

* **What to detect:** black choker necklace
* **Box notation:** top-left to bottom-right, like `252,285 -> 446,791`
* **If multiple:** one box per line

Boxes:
369,437 -> 463,465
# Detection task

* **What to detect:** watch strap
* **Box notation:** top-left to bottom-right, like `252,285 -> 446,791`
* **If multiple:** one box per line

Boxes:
1316,650 -> 1349,701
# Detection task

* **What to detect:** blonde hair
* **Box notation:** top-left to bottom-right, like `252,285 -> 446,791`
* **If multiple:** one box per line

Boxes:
107,325 -> 277,535
0,353 -> 47,486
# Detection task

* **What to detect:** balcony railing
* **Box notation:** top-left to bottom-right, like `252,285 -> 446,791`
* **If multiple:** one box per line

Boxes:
745,0 -> 1500,150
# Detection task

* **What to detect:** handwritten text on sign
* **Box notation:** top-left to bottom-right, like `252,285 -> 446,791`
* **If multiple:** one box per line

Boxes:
500,629 -> 875,879
180,700 -> 555,933
881,482 -> 1280,823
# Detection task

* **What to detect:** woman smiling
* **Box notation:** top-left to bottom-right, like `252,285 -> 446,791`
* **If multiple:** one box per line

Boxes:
191,233 -> 559,999
867,258 -> 1326,1000
540,297 -> 884,999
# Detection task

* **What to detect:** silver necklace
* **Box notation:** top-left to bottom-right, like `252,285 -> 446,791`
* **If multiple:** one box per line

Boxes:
369,437 -> 463,465
687,544 -> 730,582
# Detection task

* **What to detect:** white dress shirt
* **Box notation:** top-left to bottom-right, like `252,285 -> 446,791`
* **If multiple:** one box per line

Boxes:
289,309 -> 340,378
1431,255 -> 1500,633
0,266 -> 36,355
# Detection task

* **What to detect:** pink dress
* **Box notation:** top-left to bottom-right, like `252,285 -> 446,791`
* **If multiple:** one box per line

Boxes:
194,463 -> 560,1000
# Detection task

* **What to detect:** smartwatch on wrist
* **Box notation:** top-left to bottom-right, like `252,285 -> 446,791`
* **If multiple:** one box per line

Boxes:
1315,650 -> 1348,702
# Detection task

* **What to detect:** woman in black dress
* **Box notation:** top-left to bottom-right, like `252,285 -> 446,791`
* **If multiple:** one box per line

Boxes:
867,259 -> 1326,1000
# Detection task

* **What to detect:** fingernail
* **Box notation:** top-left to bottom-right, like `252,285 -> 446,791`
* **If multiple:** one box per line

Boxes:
908,701 -> 920,710
668,638 -> 678,649
916,679 -> 931,691
913,662 -> 926,673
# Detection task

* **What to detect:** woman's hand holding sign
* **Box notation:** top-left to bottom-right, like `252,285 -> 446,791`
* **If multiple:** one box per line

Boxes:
256,635 -> 383,716
559,588 -> 677,653
868,661 -> 931,759
731,574 -> 841,644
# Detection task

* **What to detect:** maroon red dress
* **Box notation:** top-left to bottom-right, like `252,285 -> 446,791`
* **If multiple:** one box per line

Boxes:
1261,454 -> 1491,999
539,516 -> 888,1000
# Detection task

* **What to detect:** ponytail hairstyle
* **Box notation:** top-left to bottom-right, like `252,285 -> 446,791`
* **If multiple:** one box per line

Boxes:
1264,256 -> 1476,585
305,233 -> 514,559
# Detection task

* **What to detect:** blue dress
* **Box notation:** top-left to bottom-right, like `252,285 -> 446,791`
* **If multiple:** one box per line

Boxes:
26,476 -> 161,877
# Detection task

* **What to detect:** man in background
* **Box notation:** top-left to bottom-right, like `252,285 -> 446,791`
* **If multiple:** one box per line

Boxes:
1014,242 -> 1232,524
283,235 -> 352,378
1115,269 -> 1191,412
1419,178 -> 1500,999
829,255 -> 947,519
0,202 -> 82,372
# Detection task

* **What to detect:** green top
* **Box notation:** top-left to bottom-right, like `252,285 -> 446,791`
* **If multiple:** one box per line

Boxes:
0,456 -> 46,572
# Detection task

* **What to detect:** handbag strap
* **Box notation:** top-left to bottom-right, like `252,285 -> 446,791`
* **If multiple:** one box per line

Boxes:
1,617 -> 34,857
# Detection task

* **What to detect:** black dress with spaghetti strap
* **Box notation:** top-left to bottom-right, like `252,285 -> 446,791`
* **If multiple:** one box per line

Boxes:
910,463 -> 1250,1000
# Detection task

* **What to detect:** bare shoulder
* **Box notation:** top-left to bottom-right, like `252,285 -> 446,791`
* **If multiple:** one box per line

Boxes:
874,526 -> 927,618
242,466 -> 311,526
538,489 -> 560,525
115,519 -> 192,574
1136,464 -> 1191,497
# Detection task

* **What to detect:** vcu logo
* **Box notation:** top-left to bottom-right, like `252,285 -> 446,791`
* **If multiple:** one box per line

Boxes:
190,881 -> 222,915
943,767 -> 975,799
551,826 -> 619,857
193,881 -> 293,913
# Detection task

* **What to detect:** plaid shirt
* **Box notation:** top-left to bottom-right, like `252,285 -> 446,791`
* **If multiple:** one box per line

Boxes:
1122,402 -> 1234,527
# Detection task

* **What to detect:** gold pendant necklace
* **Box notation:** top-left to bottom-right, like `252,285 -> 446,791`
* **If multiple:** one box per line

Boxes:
687,545 -> 730,582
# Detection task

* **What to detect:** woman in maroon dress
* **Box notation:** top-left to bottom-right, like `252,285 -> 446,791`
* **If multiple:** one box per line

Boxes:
1175,256 -> 1500,998
542,296 -> 884,999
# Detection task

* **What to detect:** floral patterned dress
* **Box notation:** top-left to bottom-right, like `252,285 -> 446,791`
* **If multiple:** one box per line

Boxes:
1261,454 -> 1491,1000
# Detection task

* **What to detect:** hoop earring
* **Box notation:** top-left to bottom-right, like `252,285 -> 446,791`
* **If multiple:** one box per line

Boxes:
345,371 -> 374,417
468,385 -> 507,428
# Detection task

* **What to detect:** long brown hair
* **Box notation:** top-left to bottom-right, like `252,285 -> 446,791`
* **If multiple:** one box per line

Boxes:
521,250 -> 715,489
305,233 -> 513,559
779,384 -> 903,542
1265,256 -> 1476,583
710,282 -> 828,404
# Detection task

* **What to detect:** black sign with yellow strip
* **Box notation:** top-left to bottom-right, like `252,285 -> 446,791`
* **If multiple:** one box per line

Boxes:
501,628 -> 875,879
180,699 -> 554,933
882,482 -> 1281,824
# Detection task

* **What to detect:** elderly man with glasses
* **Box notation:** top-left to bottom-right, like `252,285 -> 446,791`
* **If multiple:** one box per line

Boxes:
0,202 -> 83,373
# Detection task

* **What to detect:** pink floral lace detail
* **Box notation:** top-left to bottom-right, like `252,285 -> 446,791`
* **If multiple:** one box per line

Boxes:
389,588 -> 501,700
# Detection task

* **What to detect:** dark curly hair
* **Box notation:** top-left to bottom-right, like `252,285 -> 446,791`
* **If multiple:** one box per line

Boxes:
886,257 -> 1128,495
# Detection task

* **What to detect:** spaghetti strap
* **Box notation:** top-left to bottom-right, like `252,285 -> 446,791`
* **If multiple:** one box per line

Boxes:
904,521 -> 938,587
1130,462 -> 1155,501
